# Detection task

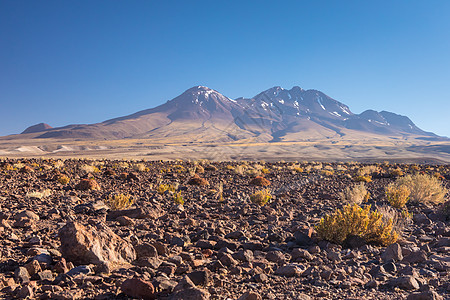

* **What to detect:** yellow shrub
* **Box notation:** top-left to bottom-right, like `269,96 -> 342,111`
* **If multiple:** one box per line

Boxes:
106,194 -> 134,210
57,175 -> 70,185
390,168 -> 404,177
173,192 -> 184,205
386,184 -> 410,208
250,189 -> 272,206
355,175 -> 372,183
157,184 -> 177,194
392,173 -> 447,205
321,170 -> 334,176
316,204 -> 398,246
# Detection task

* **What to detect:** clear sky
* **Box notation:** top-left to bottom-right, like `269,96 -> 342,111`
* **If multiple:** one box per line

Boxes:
1,1 -> 449,137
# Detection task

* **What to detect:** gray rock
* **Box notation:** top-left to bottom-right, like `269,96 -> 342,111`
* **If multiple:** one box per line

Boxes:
237,291 -> 262,300
170,276 -> 210,300
389,276 -> 420,290
327,251 -> 341,262
291,248 -> 313,261
14,267 -> 30,284
382,243 -> 403,262
135,243 -> 158,259
275,264 -> 303,277
406,291 -> 443,300
66,265 -> 92,277
403,250 -> 428,264
187,269 -> 211,286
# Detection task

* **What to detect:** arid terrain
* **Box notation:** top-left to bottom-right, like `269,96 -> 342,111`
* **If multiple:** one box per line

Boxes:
0,158 -> 449,299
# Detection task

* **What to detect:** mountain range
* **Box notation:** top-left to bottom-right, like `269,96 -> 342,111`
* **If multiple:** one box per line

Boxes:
18,85 -> 437,143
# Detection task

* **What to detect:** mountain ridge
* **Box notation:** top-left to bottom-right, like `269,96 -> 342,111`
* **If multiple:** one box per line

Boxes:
16,85 -> 439,142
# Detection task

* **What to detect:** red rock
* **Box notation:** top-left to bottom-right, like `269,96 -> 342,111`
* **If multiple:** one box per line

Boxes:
121,278 -> 155,300
59,221 -> 136,265
187,174 -> 209,186
75,178 -> 100,191
249,176 -> 271,186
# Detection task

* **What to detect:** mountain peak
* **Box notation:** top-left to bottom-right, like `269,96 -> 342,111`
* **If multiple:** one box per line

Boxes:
22,123 -> 52,134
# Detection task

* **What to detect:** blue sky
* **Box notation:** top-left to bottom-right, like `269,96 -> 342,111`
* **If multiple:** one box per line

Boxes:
1,1 -> 449,137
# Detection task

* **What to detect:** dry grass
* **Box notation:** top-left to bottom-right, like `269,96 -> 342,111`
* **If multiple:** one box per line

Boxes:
339,183 -> 370,205
393,173 -> 447,205
106,193 -> 134,210
377,205 -> 412,238
250,189 -> 272,206
26,189 -> 52,199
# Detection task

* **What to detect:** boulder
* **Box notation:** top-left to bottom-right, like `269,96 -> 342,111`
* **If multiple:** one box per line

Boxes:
59,222 -> 136,265
121,278 -> 155,300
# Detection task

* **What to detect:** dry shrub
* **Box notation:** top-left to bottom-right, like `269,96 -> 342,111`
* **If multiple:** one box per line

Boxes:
339,183 -> 370,205
390,168 -> 404,177
357,165 -> 379,176
26,189 -> 52,199
321,170 -> 334,176
133,163 -> 147,172
393,173 -> 447,205
173,192 -> 184,205
354,175 -> 372,183
250,189 -> 272,206
386,184 -> 410,208
80,164 -> 100,174
106,194 -> 134,210
377,205 -> 412,238
157,183 -> 177,194
195,165 -> 205,174
57,175 -> 70,185
316,204 -> 398,246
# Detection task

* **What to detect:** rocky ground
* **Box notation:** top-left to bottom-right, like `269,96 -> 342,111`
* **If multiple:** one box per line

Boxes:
0,158 -> 449,300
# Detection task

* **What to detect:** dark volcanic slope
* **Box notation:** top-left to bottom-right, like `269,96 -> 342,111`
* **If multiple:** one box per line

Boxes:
17,85 -> 438,142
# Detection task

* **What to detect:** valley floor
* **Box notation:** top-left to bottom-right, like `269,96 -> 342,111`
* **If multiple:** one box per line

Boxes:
0,159 -> 449,299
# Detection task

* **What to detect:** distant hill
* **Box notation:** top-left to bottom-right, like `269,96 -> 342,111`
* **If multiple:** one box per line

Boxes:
17,85 -> 438,142
21,123 -> 52,134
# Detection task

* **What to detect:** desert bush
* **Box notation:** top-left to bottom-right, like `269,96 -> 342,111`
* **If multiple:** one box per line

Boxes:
80,164 -> 100,174
389,168 -> 404,177
339,183 -> 370,205
316,204 -> 398,246
250,189 -> 272,206
321,170 -> 334,176
386,184 -> 410,208
377,205 -> 412,237
106,193 -> 134,210
157,184 -> 177,194
357,165 -> 379,176
26,189 -> 52,199
354,175 -> 372,183
195,165 -> 205,174
173,192 -> 184,205
57,175 -> 70,185
392,173 -> 447,205
133,163 -> 147,172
